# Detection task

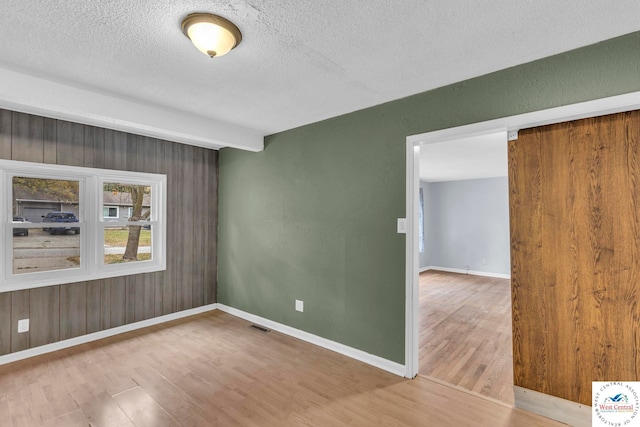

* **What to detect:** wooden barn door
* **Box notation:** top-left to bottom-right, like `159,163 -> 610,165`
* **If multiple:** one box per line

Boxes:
509,109 -> 640,405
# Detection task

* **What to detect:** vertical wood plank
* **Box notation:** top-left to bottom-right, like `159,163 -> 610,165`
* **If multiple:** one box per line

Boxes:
109,278 -> 126,328
0,109 -> 11,160
83,126 -> 105,169
43,117 -> 57,164
100,280 -> 111,330
11,112 -> 44,162
103,129 -> 127,170
191,146 -> 205,307
205,150 -> 218,304
137,136 -> 157,173
125,276 -> 137,325
0,293 -> 11,355
176,145 -> 193,311
125,132 -> 139,172
133,274 -> 156,322
60,283 -> 87,340
10,290 -> 29,352
55,121 -> 85,166
152,273 -> 163,317
29,287 -> 60,347
86,281 -> 102,334
201,148 -> 213,305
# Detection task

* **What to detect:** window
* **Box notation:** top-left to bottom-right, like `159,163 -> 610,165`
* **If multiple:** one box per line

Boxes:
103,206 -> 118,218
1,159 -> 166,292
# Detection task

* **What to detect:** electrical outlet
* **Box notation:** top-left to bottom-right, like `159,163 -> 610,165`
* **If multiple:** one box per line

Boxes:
482,258 -> 487,265
17,318 -> 29,333
295,300 -> 304,312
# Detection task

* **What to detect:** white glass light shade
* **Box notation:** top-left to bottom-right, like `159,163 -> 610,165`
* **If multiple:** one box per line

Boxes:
181,13 -> 242,58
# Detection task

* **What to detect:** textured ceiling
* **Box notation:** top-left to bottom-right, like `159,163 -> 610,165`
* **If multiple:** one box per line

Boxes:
1,1 -> 639,148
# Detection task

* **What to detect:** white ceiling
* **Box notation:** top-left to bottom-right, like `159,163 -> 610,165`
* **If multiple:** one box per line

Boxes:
0,1 -> 639,151
420,132 -> 507,182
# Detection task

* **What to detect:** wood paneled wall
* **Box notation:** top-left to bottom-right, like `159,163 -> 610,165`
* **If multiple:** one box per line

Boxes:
0,109 -> 218,356
509,110 -> 640,405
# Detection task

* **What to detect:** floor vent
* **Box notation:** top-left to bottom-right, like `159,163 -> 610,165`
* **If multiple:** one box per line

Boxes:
250,324 -> 271,333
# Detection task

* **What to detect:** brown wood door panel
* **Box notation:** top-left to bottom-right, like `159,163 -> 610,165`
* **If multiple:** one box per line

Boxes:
510,110 -> 640,405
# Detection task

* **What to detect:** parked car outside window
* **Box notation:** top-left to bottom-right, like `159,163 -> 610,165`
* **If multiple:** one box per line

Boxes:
42,212 -> 80,235
12,216 -> 29,236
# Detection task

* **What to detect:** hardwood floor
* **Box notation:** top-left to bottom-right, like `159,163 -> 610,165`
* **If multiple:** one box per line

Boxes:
419,270 -> 514,405
0,310 -> 562,426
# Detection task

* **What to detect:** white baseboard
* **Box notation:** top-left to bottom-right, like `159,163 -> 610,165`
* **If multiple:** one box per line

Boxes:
0,302 -> 406,379
0,303 -> 218,366
514,386 -> 591,427
217,304 -> 406,377
424,266 -> 511,279
419,266 -> 430,273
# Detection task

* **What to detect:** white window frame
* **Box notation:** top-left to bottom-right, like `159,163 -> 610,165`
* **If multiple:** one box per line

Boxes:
99,178 -> 159,274
1,159 -> 166,292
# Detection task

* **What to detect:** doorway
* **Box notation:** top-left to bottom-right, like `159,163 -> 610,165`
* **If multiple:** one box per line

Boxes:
403,90 -> 640,389
417,132 -> 513,404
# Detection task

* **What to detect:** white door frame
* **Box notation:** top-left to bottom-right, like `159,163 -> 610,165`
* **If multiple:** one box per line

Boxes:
404,91 -> 640,378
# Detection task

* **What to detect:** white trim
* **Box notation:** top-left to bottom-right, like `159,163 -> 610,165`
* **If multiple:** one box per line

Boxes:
407,91 -> 640,145
419,266 -> 430,273
217,304 -> 406,377
0,304 -> 218,366
424,266 -> 511,279
404,142 -> 420,379
405,91 -> 640,379
0,66 -> 264,152
514,386 -> 591,427
0,303 -> 407,378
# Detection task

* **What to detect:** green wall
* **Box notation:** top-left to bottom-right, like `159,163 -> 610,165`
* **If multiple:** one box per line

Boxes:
218,32 -> 640,364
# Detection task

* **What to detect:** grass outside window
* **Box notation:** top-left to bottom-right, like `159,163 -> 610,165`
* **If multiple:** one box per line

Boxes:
104,228 -> 151,247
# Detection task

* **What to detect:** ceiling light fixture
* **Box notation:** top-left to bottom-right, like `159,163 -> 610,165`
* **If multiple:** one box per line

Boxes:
181,13 -> 242,58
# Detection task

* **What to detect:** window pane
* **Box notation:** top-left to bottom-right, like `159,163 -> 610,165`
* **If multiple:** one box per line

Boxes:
13,177 -> 80,223
103,183 -> 151,221
12,176 -> 81,274
104,225 -> 152,264
13,227 -> 80,274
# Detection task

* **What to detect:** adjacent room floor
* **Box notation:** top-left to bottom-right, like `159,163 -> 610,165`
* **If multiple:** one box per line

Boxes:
0,309 -> 561,426
419,270 -> 514,405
